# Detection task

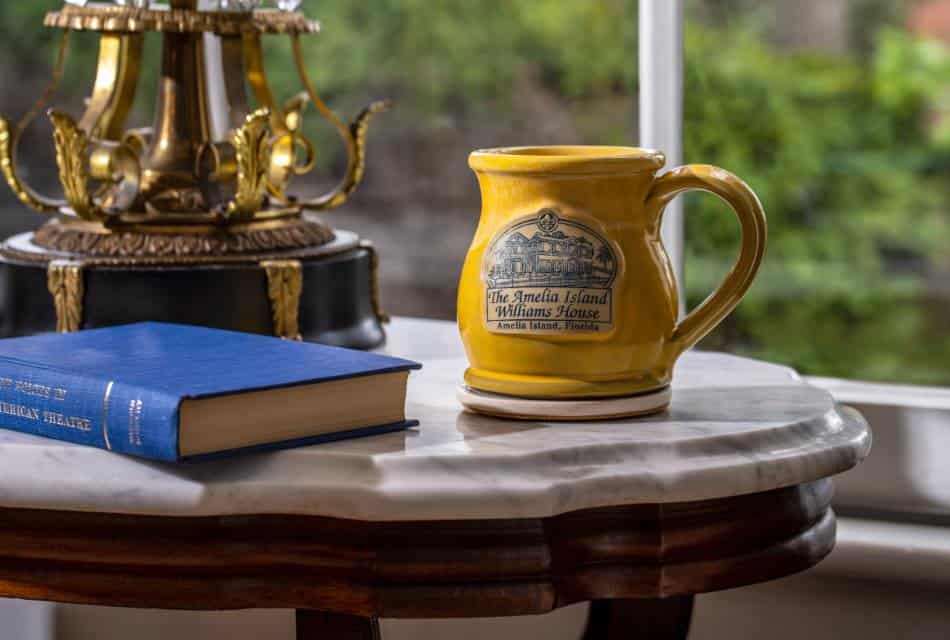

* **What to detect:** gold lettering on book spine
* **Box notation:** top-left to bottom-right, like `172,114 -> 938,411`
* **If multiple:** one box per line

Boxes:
261,259 -> 303,340
102,381 -> 114,451
47,260 -> 85,333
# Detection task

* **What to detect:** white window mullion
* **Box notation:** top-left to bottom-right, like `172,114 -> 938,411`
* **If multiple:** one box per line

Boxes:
639,0 -> 686,311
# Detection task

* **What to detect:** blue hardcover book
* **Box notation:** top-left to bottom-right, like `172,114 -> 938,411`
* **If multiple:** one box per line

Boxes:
0,323 -> 421,461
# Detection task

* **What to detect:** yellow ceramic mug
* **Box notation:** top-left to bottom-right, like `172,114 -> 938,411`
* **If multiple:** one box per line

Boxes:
458,146 -> 766,408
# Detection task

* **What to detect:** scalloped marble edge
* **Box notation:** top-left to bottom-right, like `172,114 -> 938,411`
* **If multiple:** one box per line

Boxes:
0,345 -> 872,521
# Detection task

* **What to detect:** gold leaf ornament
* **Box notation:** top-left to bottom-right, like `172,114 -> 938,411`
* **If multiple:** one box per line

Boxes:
49,110 -> 101,221
47,260 -> 85,333
227,108 -> 273,221
262,259 -> 303,340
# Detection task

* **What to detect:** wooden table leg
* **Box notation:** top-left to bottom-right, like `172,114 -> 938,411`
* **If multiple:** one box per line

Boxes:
296,609 -> 382,640
581,597 -> 694,640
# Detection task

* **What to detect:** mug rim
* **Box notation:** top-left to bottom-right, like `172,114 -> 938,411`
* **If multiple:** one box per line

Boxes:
469,145 -> 666,175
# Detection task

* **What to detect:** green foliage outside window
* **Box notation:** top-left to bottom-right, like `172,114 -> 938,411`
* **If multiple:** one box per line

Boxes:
684,24 -> 950,383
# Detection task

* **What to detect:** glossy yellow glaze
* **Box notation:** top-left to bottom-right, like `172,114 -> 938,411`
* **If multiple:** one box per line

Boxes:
458,146 -> 767,398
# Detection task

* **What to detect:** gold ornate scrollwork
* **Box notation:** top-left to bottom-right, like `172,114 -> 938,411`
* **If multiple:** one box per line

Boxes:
45,5 -> 321,36
261,260 -> 303,340
0,118 -> 62,214
333,100 -> 391,205
227,108 -> 273,221
33,216 -> 334,259
290,35 -> 390,211
360,241 -> 390,324
0,31 -> 71,214
4,6 -> 384,231
121,128 -> 153,158
79,33 -> 143,142
266,92 -> 316,198
47,260 -> 85,333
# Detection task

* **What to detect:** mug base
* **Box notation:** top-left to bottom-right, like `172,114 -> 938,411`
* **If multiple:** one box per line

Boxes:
456,384 -> 671,421
463,367 -> 671,399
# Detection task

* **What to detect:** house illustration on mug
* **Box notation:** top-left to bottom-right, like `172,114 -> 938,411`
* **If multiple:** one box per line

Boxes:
486,209 -> 617,289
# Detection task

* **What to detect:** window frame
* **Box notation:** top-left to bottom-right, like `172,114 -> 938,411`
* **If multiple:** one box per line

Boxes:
639,0 -> 685,310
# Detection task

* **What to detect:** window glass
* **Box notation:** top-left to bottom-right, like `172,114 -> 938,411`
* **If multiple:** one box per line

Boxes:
684,0 -> 950,385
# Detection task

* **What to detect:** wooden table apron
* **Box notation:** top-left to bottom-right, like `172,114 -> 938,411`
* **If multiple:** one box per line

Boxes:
0,479 -> 833,619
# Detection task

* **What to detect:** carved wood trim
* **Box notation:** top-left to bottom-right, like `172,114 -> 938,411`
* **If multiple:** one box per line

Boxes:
0,481 -> 835,618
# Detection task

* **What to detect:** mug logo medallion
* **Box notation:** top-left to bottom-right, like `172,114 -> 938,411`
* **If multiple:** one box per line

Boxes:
483,208 -> 618,334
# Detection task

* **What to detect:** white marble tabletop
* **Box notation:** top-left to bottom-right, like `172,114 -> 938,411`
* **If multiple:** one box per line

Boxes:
0,317 -> 870,521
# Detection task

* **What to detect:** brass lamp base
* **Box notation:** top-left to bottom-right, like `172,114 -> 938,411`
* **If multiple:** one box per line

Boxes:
0,2 -> 391,350
0,228 -> 387,349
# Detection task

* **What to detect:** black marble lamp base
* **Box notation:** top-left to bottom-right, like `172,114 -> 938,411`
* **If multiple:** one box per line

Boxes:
0,229 -> 386,350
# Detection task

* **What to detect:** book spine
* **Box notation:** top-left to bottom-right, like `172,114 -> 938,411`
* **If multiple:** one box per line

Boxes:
0,359 -> 182,461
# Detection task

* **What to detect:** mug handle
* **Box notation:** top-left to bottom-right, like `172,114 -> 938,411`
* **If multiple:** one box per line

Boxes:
644,164 -> 767,356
